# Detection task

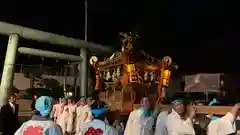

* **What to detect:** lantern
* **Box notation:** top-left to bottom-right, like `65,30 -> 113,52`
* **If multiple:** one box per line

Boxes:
89,56 -> 98,65
127,64 -> 138,83
162,69 -> 171,86
126,64 -> 134,72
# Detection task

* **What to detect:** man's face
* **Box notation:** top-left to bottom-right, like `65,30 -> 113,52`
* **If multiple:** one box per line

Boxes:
141,97 -> 150,110
87,100 -> 92,105
68,99 -> 72,104
173,102 -> 186,115
9,96 -> 17,104
59,99 -> 63,104
62,99 -> 67,105
87,97 -> 92,105
80,99 -> 86,106
33,95 -> 38,100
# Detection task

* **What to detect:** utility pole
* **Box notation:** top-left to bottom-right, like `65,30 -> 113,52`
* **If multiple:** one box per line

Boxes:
79,0 -> 88,98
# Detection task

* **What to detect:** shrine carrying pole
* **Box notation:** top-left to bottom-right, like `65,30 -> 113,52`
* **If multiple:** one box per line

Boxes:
159,105 -> 233,115
0,21 -> 113,107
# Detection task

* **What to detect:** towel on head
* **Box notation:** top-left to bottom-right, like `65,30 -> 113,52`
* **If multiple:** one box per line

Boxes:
35,96 -> 53,117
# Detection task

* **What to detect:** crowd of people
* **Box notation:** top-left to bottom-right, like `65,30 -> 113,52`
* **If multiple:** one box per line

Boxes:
0,92 -> 239,135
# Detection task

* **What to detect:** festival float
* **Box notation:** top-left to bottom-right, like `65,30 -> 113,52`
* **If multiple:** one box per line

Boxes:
89,33 -> 239,125
89,32 -> 178,115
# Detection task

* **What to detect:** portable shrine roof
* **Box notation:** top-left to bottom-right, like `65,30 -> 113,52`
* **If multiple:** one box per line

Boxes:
97,50 -> 160,68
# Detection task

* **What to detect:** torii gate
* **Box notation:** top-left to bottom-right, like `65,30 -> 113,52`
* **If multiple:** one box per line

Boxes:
0,21 -> 113,107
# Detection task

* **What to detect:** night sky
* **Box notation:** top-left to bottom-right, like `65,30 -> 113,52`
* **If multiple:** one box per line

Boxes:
0,0 -> 240,73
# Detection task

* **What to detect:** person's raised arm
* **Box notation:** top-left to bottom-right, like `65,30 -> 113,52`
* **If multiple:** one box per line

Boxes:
207,103 -> 240,135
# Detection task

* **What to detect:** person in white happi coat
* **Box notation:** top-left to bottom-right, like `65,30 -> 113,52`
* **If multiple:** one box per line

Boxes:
207,103 -> 240,135
83,97 -> 93,122
75,97 -> 87,135
166,98 -> 196,135
14,96 -> 63,135
57,99 -> 69,135
124,97 -> 154,135
155,111 -> 169,135
77,99 -> 118,135
66,98 -> 77,135
52,98 -> 64,122
113,119 -> 124,135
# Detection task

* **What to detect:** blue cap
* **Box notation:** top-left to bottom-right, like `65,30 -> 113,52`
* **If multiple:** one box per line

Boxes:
35,96 -> 53,117
90,101 -> 107,118
91,107 -> 108,117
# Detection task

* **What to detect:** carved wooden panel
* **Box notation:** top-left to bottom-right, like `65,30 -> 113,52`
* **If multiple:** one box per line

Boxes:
115,102 -> 122,110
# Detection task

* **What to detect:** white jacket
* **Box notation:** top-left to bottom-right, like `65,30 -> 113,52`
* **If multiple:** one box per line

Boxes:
166,109 -> 195,135
207,112 -> 236,135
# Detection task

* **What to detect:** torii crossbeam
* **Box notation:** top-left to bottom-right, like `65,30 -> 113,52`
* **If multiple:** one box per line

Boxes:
0,21 -> 114,107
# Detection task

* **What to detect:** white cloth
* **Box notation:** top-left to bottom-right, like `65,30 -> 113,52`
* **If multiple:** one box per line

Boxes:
137,116 -> 154,135
207,112 -> 236,135
124,108 -> 153,135
75,105 -> 93,135
155,111 -> 169,135
9,102 -> 15,113
237,130 -> 240,135
123,109 -> 141,135
76,105 -> 85,134
78,119 -> 118,135
166,109 -> 195,135
114,123 -> 124,135
51,104 -> 62,122
83,105 -> 93,122
57,106 -> 69,135
14,119 -> 62,135
66,104 -> 77,133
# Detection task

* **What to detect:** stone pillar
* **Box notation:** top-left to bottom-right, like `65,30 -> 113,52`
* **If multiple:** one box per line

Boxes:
0,34 -> 19,107
80,48 -> 88,97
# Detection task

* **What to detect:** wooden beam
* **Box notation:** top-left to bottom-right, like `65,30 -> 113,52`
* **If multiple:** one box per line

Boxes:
159,105 -> 232,115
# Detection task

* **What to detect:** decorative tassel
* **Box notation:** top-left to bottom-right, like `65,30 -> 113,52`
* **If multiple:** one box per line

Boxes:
116,67 -> 121,77
106,71 -> 111,81
144,71 -> 149,81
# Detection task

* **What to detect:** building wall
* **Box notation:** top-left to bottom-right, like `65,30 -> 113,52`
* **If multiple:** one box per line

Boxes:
13,73 -> 75,112
13,73 -> 75,91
